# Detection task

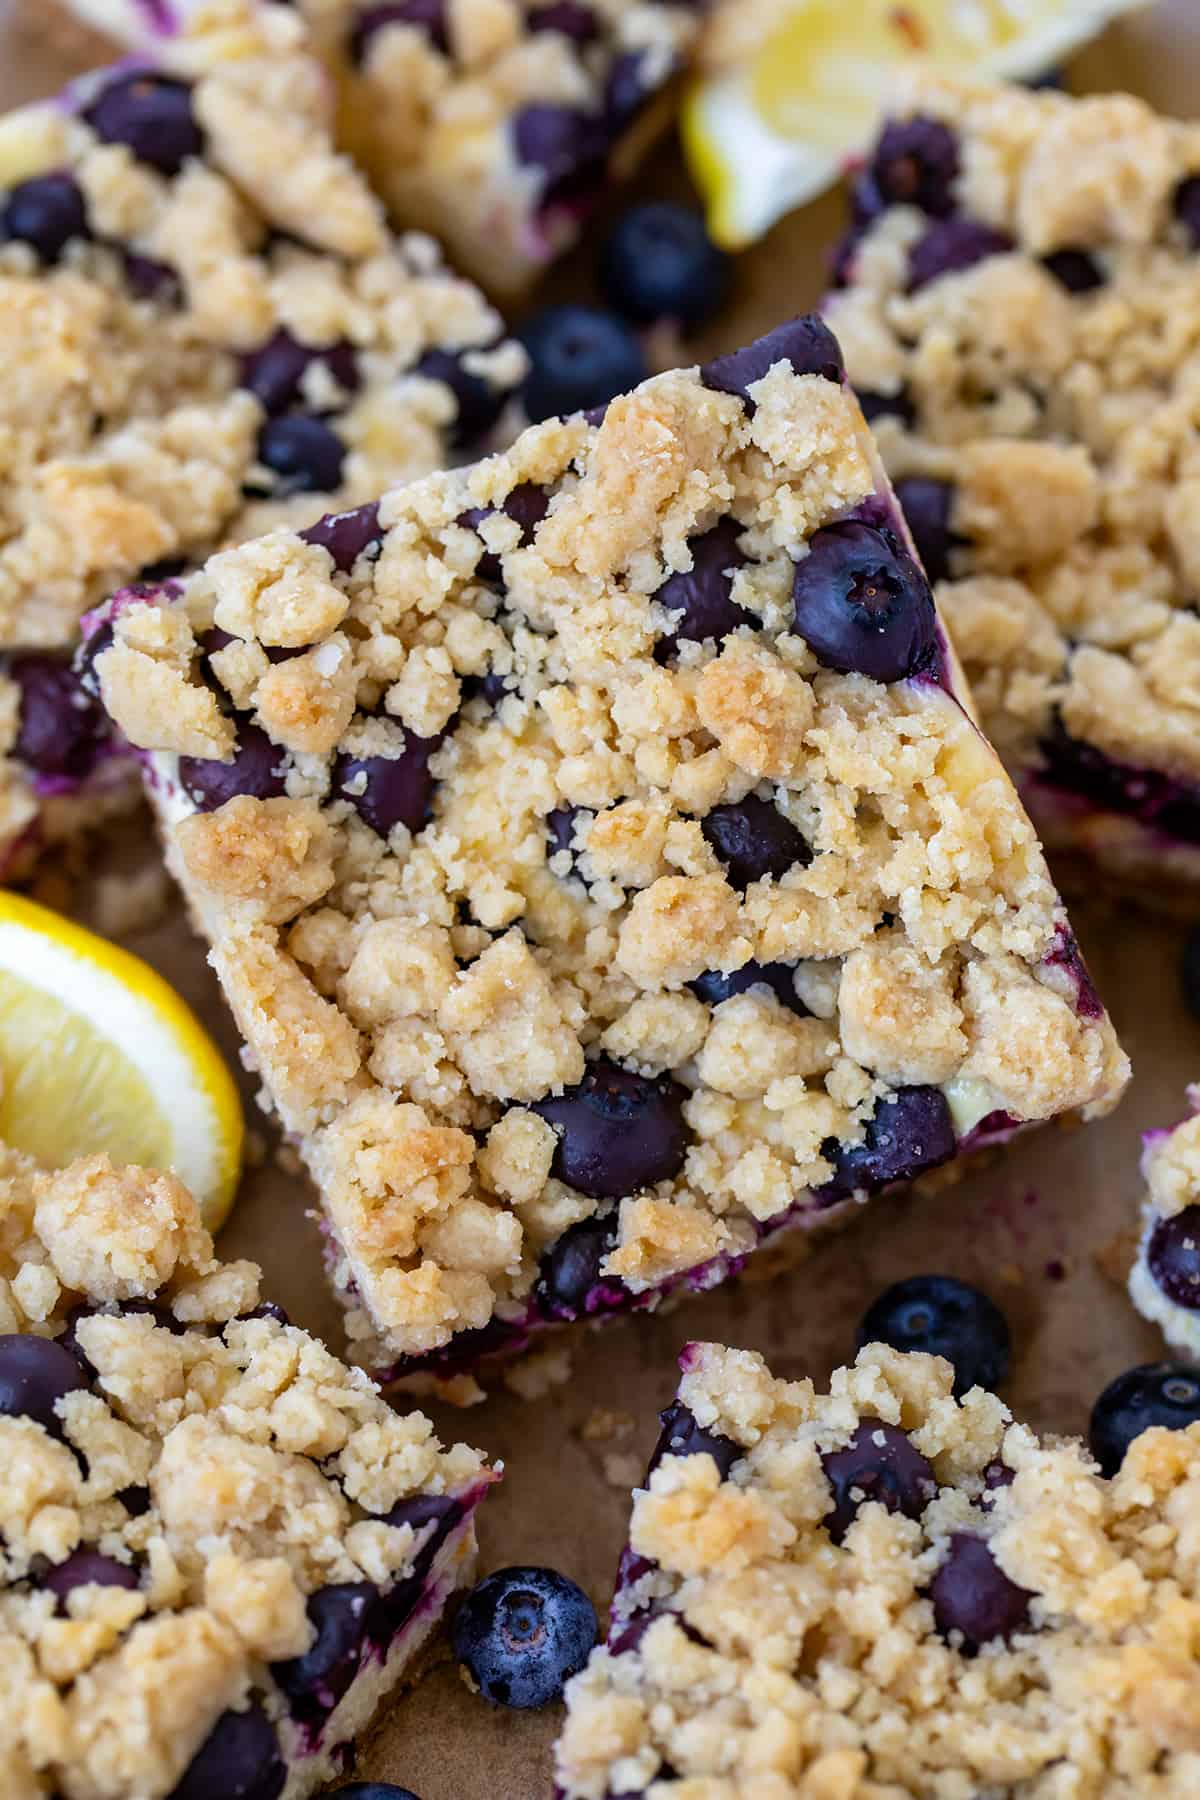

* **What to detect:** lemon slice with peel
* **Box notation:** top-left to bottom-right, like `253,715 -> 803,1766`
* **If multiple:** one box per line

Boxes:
684,0 -> 1148,248
0,893 -> 243,1230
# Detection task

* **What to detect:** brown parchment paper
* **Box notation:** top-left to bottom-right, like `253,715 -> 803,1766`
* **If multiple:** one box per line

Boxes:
5,3 -> 1200,1792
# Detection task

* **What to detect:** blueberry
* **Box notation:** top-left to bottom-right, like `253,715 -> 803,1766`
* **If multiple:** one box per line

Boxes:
858,116 -> 959,221
459,482 -> 550,585
239,329 -> 359,417
0,1334 -> 90,1440
981,1459 -> 1016,1507
599,202 -> 732,330
857,386 -> 916,430
527,1 -> 598,42
1089,1363 -> 1200,1476
256,416 -> 345,495
333,1788 -> 422,1800
271,1582 -> 377,1719
646,1399 -> 739,1480
792,519 -> 937,683
42,1549 -> 139,1607
1174,175 -> 1200,249
452,1566 -> 597,1708
1181,925 -> 1200,1019
239,1301 -> 290,1327
179,721 -> 287,812
652,518 -> 753,653
1147,1206 -> 1200,1310
530,1057 -> 689,1200
534,1214 -> 620,1320
700,794 -> 811,889
818,1086 -> 956,1203
83,73 -> 203,177
702,316 -> 843,411
688,960 -> 808,1017
349,0 -> 447,62
928,1533 -> 1032,1655
907,218 -> 1013,292
414,347 -> 508,449
122,250 -> 179,302
381,1492 -> 461,1545
604,51 -> 656,131
1,172 -> 88,262
512,105 -> 606,206
300,501 -> 382,574
821,1420 -> 937,1543
1042,248 -> 1105,294
332,731 -> 443,837
857,1276 -> 1011,1397
167,1703 -> 286,1800
8,652 -> 108,780
892,477 -> 958,585
519,305 -> 647,423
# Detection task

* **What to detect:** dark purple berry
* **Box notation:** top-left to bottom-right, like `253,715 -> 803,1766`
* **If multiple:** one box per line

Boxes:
1042,248 -> 1105,293
0,1334 -> 90,1440
862,116 -> 959,219
414,347 -> 508,449
122,250 -> 179,302
239,1301 -> 290,1326
256,416 -> 345,495
459,482 -> 550,584
512,105 -> 605,204
528,1 -> 598,41
818,1085 -> 956,1203
653,518 -> 752,652
689,961 -> 808,1016
534,1213 -> 620,1319
821,1420 -> 937,1543
1174,175 -> 1200,249
1181,926 -> 1200,1020
599,202 -> 731,330
381,1491 -> 461,1542
42,1549 -> 139,1607
530,1057 -> 689,1200
167,1703 -> 285,1800
239,329 -> 359,417
271,1583 -> 378,1717
907,218 -> 1013,292
928,1533 -> 1032,1654
1089,1363 -> 1200,1476
647,1399 -> 739,1480
83,74 -> 203,177
519,305 -> 647,423
1147,1206 -> 1200,1310
179,721 -> 287,812
451,1566 -> 597,1709
349,0 -> 448,62
702,316 -> 843,411
857,1275 -> 1011,1397
792,519 -> 937,683
700,794 -> 811,889
332,731 -> 443,837
605,50 -> 656,131
1,172 -> 88,262
893,477 -> 958,584
981,1459 -> 1015,1507
857,386 -> 916,430
300,501 -> 381,573
333,1788 -> 422,1800
8,652 -> 108,780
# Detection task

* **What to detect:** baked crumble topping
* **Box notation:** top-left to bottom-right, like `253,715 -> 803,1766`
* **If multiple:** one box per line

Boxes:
557,1341 -> 1200,1799
1130,1087 -> 1200,1357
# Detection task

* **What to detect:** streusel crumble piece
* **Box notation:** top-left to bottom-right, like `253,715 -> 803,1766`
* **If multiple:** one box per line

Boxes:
0,1144 -> 494,1799
558,1340 -> 1200,1798
89,316 -> 1127,1390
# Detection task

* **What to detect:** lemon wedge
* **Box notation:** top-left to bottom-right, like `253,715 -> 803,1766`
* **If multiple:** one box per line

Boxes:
683,0 -> 1149,248
0,892 -> 243,1230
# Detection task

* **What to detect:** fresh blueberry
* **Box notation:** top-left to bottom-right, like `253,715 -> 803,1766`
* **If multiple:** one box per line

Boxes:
1042,248 -> 1105,293
414,347 -> 508,449
688,960 -> 808,1016
179,721 -> 287,812
599,202 -> 732,330
256,416 -> 345,495
332,731 -> 443,837
1181,925 -> 1200,1019
239,1301 -> 291,1327
42,1549 -> 139,1606
821,1420 -> 937,1543
530,1058 -> 689,1200
452,1566 -> 597,1708
333,1788 -> 422,1800
1174,175 -> 1200,249
519,305 -> 647,423
0,1334 -> 90,1440
8,652 -> 108,780
907,218 -> 1013,292
857,386 -> 916,430
300,501 -> 382,574
604,50 -> 656,131
83,73 -> 204,177
122,250 -> 179,302
527,0 -> 598,42
792,519 -> 937,683
702,316 -> 843,410
512,105 -> 605,206
534,1214 -> 620,1320
856,116 -> 959,222
239,329 -> 359,417
700,794 -> 811,889
819,1086 -> 956,1203
167,1703 -> 285,1800
893,477 -> 958,584
646,1399 -> 739,1480
928,1533 -> 1032,1654
349,0 -> 448,62
1,172 -> 88,262
1089,1363 -> 1200,1476
272,1582 -> 377,1719
856,1276 -> 1011,1397
652,518 -> 753,652
459,482 -> 550,585
1147,1206 -> 1200,1310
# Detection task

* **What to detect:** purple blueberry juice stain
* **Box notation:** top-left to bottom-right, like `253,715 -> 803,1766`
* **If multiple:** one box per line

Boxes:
1044,922 -> 1104,1020
1033,718 -> 1200,850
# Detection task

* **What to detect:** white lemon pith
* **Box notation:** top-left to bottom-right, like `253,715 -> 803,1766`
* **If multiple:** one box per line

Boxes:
0,893 -> 243,1230
684,0 -> 1147,247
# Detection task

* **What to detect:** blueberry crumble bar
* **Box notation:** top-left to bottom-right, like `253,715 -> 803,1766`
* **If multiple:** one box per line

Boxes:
1129,1087 -> 1200,1358
88,316 -> 1128,1391
31,0 -> 705,298
825,76 -> 1200,896
0,1143 -> 494,1799
558,1340 -> 1200,1798
0,0 -> 523,880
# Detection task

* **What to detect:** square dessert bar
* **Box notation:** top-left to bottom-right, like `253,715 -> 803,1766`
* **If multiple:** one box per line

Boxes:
90,316 -> 1128,1391
0,1145 -> 494,1800
1129,1088 -> 1200,1355
32,0 -> 705,297
826,76 -> 1200,897
557,1340 -> 1200,1798
0,0 -> 523,880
